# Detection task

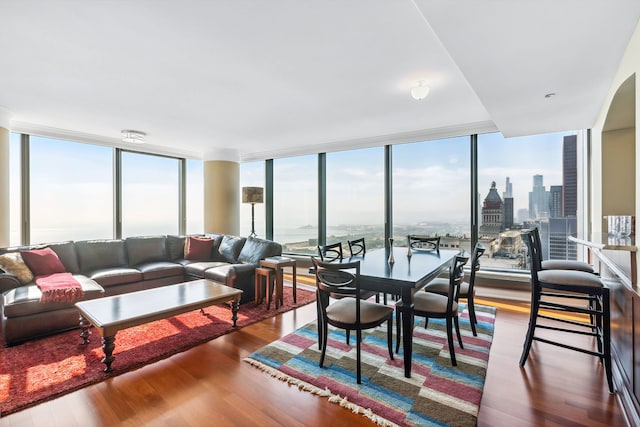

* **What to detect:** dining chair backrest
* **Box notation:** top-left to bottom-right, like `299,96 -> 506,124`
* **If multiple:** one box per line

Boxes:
408,235 -> 441,252
447,254 -> 470,309
317,242 -> 344,262
347,238 -> 366,257
521,229 -> 542,281
312,257 -> 362,319
469,243 -> 486,285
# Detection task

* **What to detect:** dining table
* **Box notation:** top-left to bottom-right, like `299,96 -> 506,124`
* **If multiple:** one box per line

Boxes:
349,246 -> 459,377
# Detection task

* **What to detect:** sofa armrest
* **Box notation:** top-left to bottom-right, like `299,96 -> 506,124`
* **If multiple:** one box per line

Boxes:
0,273 -> 21,294
203,263 -> 256,287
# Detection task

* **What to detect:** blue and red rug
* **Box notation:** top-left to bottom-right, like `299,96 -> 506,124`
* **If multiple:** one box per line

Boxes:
245,303 -> 496,427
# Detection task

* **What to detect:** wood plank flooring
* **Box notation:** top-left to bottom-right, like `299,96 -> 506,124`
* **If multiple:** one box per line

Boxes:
0,288 -> 627,427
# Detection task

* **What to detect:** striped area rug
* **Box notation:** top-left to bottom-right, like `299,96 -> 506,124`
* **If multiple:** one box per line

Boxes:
244,304 -> 496,427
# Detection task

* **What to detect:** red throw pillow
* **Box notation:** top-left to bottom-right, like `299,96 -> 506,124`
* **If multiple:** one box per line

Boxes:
20,247 -> 67,276
185,236 -> 214,261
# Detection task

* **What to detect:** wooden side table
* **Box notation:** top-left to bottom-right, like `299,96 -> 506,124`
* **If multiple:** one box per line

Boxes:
260,256 -> 297,306
254,267 -> 275,307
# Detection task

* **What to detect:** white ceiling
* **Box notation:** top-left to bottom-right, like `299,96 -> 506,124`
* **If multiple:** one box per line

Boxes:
1,0 -> 639,161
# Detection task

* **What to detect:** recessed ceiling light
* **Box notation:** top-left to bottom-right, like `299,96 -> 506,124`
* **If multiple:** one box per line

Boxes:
121,130 -> 146,143
411,80 -> 430,100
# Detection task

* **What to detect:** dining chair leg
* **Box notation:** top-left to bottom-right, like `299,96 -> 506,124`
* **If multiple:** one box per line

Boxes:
467,295 -> 478,336
395,307 -> 402,354
386,317 -> 394,360
319,317 -> 329,368
520,286 -> 541,366
446,317 -> 457,366
346,329 -> 351,345
454,315 -> 464,349
356,329 -> 362,384
316,296 -> 324,350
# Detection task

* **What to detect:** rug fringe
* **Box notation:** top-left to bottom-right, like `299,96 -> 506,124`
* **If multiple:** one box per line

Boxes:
243,357 -> 400,427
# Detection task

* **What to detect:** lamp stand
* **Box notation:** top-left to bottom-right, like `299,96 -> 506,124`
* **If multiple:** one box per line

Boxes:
250,203 -> 257,237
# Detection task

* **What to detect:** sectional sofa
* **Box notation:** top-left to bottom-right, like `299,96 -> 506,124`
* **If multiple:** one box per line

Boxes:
0,234 -> 282,345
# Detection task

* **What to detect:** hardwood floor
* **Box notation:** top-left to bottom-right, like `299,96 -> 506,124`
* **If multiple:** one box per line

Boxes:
0,289 -> 627,427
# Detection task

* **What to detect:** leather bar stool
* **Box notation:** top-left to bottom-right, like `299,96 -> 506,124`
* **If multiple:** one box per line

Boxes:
520,229 -> 613,393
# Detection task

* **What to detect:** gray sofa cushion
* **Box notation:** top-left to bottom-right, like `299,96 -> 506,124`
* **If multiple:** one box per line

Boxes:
238,237 -> 282,264
137,261 -> 184,281
218,235 -> 246,263
76,239 -> 128,272
48,241 -> 81,274
184,261 -> 229,278
126,236 -> 168,266
89,267 -> 143,287
167,235 -> 187,260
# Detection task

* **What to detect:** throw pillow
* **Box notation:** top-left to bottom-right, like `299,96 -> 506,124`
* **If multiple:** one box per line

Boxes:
20,247 -> 67,277
0,252 -> 35,284
185,236 -> 214,261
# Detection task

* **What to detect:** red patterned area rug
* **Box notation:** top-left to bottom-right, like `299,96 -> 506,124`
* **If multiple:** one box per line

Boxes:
245,303 -> 496,427
0,286 -> 315,416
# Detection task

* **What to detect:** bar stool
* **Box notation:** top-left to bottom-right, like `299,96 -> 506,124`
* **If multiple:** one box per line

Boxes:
254,267 -> 275,307
520,229 -> 613,393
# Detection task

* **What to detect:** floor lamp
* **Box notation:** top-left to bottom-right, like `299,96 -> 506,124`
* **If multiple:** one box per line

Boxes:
242,186 -> 263,237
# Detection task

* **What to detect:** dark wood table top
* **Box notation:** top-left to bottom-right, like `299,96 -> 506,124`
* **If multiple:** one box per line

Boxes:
350,247 -> 459,292
76,279 -> 242,337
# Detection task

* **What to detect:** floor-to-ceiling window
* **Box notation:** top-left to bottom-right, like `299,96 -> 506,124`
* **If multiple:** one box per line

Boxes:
121,151 -> 180,237
186,159 -> 204,234
477,131 -> 580,270
273,155 -> 317,254
29,136 -> 113,242
326,147 -> 385,250
392,136 -> 471,253
240,161 -> 266,238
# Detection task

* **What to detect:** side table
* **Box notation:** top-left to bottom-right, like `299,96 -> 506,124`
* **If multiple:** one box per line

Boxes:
260,256 -> 297,306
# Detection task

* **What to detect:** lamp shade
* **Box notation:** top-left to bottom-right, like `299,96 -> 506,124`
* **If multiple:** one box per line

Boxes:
242,187 -> 264,204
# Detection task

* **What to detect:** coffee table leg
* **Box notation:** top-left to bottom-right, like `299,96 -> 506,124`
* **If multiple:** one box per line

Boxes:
231,297 -> 240,327
102,335 -> 116,373
79,314 -> 91,345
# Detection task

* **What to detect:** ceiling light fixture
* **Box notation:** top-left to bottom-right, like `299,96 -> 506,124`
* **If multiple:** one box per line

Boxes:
121,130 -> 146,143
410,80 -> 430,100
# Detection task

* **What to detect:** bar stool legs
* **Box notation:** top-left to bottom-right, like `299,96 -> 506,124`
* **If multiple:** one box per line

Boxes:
519,281 -> 614,393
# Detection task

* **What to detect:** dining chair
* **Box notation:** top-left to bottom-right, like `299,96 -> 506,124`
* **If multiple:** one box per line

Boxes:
396,253 -> 470,366
317,242 -> 344,262
347,238 -> 366,257
312,257 -> 394,384
422,243 -> 485,336
520,229 -> 613,393
347,237 -> 387,305
408,235 -> 441,252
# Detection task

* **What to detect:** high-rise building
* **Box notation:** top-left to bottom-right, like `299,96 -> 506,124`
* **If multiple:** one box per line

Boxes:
549,185 -> 563,218
563,135 -> 578,217
529,174 -> 549,220
503,177 -> 513,198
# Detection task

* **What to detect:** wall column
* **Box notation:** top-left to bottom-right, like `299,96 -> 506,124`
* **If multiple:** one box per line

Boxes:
0,107 -> 11,247
203,149 -> 240,235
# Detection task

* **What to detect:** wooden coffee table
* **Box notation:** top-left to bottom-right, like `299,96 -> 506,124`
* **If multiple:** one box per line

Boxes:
75,279 -> 243,372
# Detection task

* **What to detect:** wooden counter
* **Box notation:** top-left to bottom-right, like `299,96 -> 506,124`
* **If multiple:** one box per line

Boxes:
570,233 -> 639,425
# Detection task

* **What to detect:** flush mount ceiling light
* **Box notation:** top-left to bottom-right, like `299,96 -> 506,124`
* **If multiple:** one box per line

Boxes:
121,130 -> 146,143
410,80 -> 430,100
